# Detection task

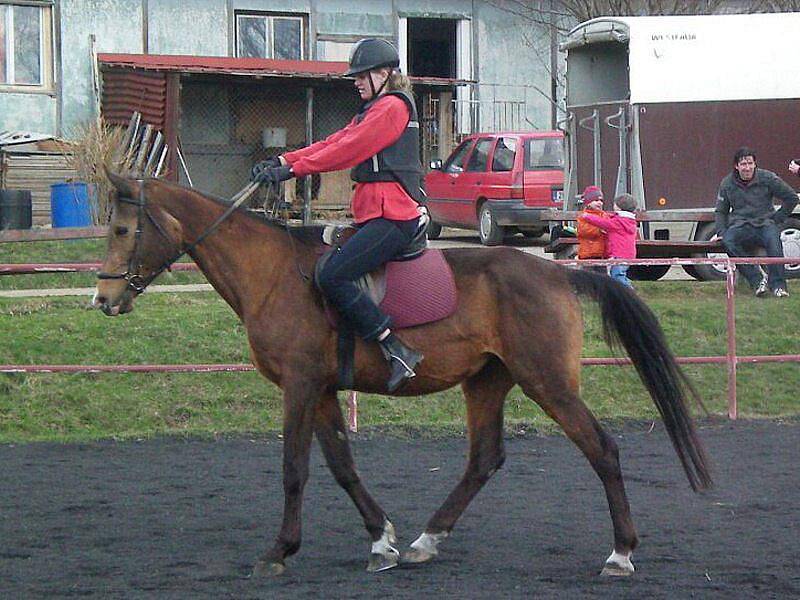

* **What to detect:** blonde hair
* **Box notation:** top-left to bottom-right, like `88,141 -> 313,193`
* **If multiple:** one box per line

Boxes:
384,70 -> 413,95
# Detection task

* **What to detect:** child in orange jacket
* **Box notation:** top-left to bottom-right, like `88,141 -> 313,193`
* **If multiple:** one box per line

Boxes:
577,185 -> 607,260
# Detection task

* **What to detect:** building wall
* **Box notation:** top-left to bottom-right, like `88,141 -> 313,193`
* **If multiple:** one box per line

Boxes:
148,0 -> 228,56
0,0 -> 557,138
0,93 -> 57,132
60,0 -> 143,134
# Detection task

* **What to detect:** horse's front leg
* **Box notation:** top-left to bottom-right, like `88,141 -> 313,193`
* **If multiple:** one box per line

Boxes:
314,391 -> 399,572
253,378 -> 321,576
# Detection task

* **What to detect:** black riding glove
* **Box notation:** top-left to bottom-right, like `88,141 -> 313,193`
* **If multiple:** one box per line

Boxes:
254,165 -> 294,185
250,156 -> 282,182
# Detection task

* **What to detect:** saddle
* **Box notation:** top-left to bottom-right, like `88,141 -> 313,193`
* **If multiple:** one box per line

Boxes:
314,223 -> 457,329
313,222 -> 458,389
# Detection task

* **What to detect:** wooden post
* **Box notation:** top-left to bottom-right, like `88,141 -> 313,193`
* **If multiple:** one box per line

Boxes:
437,90 -> 453,160
163,73 -> 181,182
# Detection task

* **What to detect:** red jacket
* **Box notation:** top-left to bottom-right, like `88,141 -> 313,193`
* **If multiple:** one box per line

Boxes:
576,207 -> 607,258
579,211 -> 638,259
282,95 -> 419,223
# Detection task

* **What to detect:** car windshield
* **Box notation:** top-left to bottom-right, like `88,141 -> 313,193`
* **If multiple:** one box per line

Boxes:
525,138 -> 564,170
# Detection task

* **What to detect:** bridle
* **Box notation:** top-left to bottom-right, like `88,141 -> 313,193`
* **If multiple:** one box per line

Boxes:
97,179 -> 261,296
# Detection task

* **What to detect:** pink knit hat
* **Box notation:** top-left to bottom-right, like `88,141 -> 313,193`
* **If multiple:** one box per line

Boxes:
582,185 -> 603,203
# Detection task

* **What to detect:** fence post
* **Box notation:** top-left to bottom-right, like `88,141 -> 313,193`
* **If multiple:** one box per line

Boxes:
725,261 -> 738,419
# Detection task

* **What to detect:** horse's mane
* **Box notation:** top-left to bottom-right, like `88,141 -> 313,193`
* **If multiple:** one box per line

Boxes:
148,177 -> 329,248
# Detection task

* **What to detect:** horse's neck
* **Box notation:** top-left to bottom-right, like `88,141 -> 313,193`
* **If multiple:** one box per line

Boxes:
162,190 -> 293,319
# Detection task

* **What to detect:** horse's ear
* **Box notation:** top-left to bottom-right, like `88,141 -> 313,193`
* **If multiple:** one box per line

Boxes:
105,168 -> 138,198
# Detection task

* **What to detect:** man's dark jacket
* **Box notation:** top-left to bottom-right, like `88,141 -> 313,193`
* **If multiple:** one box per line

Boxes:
715,168 -> 799,234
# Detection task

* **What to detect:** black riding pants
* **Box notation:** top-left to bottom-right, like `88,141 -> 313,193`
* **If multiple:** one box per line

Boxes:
317,216 -> 419,340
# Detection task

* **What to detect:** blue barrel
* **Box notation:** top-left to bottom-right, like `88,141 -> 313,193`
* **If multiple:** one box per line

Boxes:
50,182 -> 93,227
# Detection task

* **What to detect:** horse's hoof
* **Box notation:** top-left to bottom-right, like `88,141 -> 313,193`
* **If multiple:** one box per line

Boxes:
367,552 -> 399,573
401,547 -> 436,564
600,557 -> 635,576
251,559 -> 286,577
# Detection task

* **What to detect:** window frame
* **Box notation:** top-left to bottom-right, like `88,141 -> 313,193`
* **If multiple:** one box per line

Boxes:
0,1 -> 54,93
491,136 -> 518,173
465,137 -> 494,173
234,11 -> 307,61
443,139 -> 473,174
524,136 -> 565,171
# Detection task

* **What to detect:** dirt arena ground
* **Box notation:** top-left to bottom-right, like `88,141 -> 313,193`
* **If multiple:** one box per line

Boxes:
1,419 -> 797,599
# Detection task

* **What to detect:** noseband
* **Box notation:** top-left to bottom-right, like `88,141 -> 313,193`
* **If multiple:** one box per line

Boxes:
97,180 -> 261,296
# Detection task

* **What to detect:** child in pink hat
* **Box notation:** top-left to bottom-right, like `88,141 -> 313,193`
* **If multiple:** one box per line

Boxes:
578,193 -> 638,287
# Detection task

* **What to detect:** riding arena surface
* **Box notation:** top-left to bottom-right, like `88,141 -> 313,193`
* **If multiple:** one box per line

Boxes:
1,420 -> 797,599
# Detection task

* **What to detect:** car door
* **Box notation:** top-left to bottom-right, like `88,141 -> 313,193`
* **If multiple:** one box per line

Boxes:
459,137 -> 495,226
483,136 -> 519,200
425,139 -> 475,226
523,135 -> 565,208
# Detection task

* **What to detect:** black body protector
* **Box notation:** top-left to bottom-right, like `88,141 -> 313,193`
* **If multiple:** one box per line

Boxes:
349,90 -> 424,203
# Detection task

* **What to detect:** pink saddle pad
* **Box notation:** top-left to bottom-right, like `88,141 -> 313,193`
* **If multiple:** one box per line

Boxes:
379,248 -> 457,328
324,249 -> 457,330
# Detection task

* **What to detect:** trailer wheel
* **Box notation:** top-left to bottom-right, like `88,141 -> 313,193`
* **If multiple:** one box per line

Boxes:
687,219 -> 800,281
629,264 -> 671,281
427,220 -> 442,240
478,204 -> 505,246
685,223 -> 728,281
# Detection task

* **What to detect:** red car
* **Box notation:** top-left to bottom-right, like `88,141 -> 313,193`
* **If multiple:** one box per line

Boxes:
424,131 -> 564,245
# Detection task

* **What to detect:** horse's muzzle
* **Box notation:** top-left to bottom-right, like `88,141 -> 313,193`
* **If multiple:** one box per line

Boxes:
92,289 -> 133,316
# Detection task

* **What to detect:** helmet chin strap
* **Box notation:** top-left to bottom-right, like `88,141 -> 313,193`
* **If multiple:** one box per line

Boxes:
368,69 -> 391,99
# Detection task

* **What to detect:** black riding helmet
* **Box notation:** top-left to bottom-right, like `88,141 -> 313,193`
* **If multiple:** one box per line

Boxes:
345,38 -> 400,76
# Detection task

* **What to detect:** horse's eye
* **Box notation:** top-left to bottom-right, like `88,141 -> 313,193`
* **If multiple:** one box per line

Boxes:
115,226 -> 128,236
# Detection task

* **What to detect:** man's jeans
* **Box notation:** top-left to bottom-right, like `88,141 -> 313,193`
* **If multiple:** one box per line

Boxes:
722,223 -> 786,290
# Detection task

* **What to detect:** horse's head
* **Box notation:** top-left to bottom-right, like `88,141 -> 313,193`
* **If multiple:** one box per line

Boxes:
93,172 -> 183,316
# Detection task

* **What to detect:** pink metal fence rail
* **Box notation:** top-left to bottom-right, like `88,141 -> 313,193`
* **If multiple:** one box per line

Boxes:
1,256 -> 799,426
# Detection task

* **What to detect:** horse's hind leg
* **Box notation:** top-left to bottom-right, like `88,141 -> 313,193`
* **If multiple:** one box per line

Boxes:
519,365 -> 639,576
313,391 -> 399,572
403,357 -> 512,564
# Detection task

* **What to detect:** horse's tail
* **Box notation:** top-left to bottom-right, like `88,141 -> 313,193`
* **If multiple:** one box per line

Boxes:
568,268 -> 713,492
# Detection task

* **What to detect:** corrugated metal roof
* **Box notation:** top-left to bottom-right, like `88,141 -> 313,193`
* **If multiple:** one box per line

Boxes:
0,132 -> 55,147
101,69 -> 167,128
97,53 -> 468,86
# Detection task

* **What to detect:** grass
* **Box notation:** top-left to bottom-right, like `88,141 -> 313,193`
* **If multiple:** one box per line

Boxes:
0,238 -> 206,289
0,239 -> 798,442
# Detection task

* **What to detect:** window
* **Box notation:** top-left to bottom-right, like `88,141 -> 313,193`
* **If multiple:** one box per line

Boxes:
465,138 -> 493,172
0,2 -> 52,88
443,140 -> 473,174
236,13 -> 305,60
526,137 -> 564,170
491,137 -> 517,172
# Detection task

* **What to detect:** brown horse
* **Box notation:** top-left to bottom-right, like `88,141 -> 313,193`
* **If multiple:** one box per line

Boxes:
94,174 -> 711,578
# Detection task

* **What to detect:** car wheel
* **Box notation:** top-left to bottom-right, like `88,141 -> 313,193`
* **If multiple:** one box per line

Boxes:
478,204 -> 505,246
426,220 -> 442,240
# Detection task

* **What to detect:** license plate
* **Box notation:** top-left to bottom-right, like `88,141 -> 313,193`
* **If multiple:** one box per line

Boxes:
552,189 -> 564,204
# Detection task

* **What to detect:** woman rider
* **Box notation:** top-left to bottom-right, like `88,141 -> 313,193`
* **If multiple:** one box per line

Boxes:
251,38 -> 425,392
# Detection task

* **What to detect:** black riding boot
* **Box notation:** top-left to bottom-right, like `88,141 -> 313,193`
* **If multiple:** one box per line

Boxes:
378,333 -> 424,393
